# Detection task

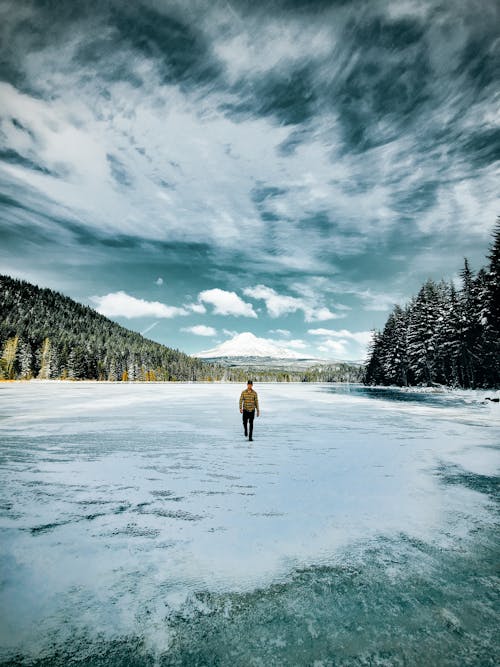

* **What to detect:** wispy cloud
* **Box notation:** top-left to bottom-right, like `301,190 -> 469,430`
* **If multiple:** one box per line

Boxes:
244,284 -> 345,322
269,328 -> 291,337
308,329 -> 373,346
309,328 -> 374,361
353,289 -> 401,312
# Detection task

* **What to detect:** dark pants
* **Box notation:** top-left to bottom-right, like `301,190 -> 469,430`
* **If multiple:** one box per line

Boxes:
242,409 -> 255,438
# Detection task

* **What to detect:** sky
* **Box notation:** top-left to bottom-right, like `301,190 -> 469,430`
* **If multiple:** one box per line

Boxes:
0,0 -> 499,361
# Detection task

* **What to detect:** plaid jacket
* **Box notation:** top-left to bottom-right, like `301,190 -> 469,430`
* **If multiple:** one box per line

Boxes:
239,388 -> 259,412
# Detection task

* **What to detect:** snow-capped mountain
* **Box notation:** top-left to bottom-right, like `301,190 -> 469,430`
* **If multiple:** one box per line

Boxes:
194,332 -> 306,360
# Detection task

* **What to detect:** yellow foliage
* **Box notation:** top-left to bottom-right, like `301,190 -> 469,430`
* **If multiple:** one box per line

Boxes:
1,336 -> 19,380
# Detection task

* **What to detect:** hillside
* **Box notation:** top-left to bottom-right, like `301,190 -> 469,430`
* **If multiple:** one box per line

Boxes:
0,275 -> 219,381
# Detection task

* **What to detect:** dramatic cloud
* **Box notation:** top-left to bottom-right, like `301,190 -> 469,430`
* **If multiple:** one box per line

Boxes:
91,292 -> 188,319
181,325 -> 217,336
1,0 -> 498,355
198,288 -> 257,318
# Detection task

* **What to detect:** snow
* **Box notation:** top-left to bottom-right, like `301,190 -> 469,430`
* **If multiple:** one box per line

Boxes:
0,382 -> 498,663
194,331 -> 307,359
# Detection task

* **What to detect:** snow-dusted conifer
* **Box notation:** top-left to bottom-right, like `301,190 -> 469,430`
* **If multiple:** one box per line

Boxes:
18,339 -> 33,379
407,281 -> 441,385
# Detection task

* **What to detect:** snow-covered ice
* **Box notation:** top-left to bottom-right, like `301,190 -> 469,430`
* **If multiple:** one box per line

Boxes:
0,382 -> 498,665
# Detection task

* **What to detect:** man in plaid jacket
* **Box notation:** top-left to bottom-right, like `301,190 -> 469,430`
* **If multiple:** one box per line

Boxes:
239,380 -> 260,441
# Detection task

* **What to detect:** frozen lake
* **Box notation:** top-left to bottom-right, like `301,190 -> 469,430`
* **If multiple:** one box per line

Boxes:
0,382 -> 499,666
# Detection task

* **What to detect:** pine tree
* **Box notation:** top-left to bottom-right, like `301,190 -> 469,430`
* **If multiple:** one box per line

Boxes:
436,283 -> 461,386
364,331 -> 384,385
49,344 -> 61,379
407,281 -> 441,385
486,217 -> 500,333
18,339 -> 33,380
481,218 -> 500,386
67,347 -> 87,380
107,357 -> 118,382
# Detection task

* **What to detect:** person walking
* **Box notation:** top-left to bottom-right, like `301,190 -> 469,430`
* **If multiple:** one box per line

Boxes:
239,380 -> 260,441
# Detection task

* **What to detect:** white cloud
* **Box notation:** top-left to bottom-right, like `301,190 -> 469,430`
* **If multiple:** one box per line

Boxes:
181,325 -> 217,336
304,306 -> 344,323
91,291 -> 188,318
186,303 -> 207,314
155,277 -> 163,286
244,285 -> 302,317
198,288 -> 257,318
318,340 -> 348,355
244,285 -> 344,322
309,328 -> 374,361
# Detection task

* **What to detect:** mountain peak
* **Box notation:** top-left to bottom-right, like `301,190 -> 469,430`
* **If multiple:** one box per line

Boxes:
194,331 -> 305,359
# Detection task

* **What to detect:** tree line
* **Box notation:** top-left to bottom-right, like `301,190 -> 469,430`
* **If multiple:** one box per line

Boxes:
365,219 -> 500,388
0,275 -> 362,383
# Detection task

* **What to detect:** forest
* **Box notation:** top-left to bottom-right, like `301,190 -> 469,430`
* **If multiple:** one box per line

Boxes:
0,275 -> 362,383
365,219 -> 500,388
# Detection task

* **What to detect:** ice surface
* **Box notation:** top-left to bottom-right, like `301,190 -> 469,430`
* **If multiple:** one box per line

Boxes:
0,382 -> 498,665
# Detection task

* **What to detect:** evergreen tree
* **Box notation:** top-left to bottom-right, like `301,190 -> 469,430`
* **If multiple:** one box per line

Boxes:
436,283 -> 461,386
364,331 -> 384,385
407,281 -> 441,385
67,347 -> 87,380
481,218 -> 500,385
18,339 -> 33,380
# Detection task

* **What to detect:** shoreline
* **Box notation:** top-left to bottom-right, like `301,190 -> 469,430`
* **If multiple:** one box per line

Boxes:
1,379 -> 499,394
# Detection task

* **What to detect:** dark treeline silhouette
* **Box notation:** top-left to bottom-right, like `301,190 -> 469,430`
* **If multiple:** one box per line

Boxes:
0,275 -> 362,383
365,219 -> 500,388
